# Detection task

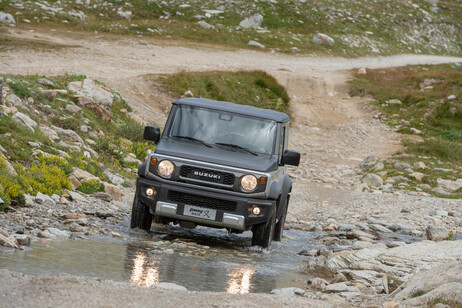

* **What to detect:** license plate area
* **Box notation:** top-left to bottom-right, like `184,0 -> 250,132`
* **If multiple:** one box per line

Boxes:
183,204 -> 217,221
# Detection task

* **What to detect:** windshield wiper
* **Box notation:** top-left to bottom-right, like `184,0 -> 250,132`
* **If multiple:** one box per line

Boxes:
171,135 -> 212,148
215,143 -> 258,156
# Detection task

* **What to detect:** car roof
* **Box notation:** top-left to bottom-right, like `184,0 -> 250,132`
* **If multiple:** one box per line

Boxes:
172,98 -> 290,123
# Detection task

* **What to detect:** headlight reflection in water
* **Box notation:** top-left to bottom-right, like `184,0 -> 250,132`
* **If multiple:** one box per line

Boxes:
130,252 -> 159,287
226,268 -> 255,294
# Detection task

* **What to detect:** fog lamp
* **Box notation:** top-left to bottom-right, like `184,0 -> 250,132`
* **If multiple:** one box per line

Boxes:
252,206 -> 261,216
146,187 -> 156,197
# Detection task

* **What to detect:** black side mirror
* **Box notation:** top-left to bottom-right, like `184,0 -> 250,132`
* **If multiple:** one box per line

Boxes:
281,150 -> 300,166
143,126 -> 161,143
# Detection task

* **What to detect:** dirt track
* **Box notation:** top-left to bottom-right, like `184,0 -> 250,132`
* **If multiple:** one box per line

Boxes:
1,27 -> 462,307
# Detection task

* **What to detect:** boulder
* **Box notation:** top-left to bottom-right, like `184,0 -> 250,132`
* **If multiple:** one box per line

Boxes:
248,40 -> 265,49
71,167 -> 99,183
68,191 -> 88,202
39,125 -> 61,143
103,170 -> 124,185
362,173 -> 383,188
426,225 -> 448,241
239,13 -> 264,29
69,79 -> 113,107
0,154 -> 17,176
35,192 -> 56,206
12,112 -> 37,132
270,287 -> 305,296
36,78 -> 55,87
68,174 -> 82,189
0,12 -> 15,25
312,33 -> 335,46
409,172 -> 425,181
103,183 -> 123,201
394,162 -> 411,170
65,104 -> 82,114
414,162 -> 426,169
357,68 -> 367,75
53,126 -> 84,144
325,282 -> 348,293
12,234 -> 31,246
437,179 -> 462,192
388,99 -> 402,105
77,96 -> 111,121
152,282 -> 188,292
197,21 -> 213,29
6,94 -> 23,107
91,192 -> 112,202
0,234 -> 18,249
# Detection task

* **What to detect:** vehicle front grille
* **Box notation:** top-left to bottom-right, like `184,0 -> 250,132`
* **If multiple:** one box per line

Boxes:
168,191 -> 237,212
179,165 -> 235,185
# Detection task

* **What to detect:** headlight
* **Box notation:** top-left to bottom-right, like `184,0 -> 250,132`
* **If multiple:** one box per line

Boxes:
241,174 -> 258,191
157,160 -> 175,177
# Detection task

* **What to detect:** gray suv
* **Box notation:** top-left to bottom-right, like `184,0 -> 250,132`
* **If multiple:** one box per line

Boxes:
131,98 -> 300,248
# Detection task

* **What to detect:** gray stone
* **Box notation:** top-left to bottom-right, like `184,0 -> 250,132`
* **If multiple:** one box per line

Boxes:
0,12 -> 15,25
270,287 -> 305,296
40,228 -> 71,239
91,192 -> 112,202
394,162 -> 411,170
197,20 -> 213,29
0,234 -> 18,249
68,79 -> 114,107
414,162 -> 426,169
40,125 -> 61,143
325,282 -> 348,293
65,104 -> 82,114
35,192 -> 56,206
437,178 -> 462,192
6,93 -> 23,107
388,99 -> 402,105
426,225 -> 448,241
0,154 -> 17,176
239,13 -> 263,29
103,170 -> 124,185
12,112 -> 37,132
12,234 -> 31,246
68,191 -> 88,203
153,282 -> 188,291
248,40 -> 265,49
429,210 -> 448,217
359,155 -> 376,169
370,224 -> 393,233
36,78 -> 55,87
312,33 -> 335,46
53,126 -> 84,144
362,173 -> 383,188
117,10 -> 132,19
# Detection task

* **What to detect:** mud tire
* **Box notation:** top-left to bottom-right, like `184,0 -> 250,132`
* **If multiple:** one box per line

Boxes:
130,196 -> 153,231
251,206 -> 276,248
273,198 -> 288,242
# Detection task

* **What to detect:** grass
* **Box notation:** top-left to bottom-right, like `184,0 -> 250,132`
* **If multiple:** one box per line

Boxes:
411,290 -> 426,298
0,73 -> 151,208
432,299 -> 462,308
0,28 -> 73,52
157,70 -> 291,115
387,276 -> 404,293
77,179 -> 105,194
349,63 -> 462,198
0,0 -> 461,56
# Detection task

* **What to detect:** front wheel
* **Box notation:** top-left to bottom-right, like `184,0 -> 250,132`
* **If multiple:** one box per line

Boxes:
130,196 -> 153,231
251,207 -> 276,248
273,198 -> 288,242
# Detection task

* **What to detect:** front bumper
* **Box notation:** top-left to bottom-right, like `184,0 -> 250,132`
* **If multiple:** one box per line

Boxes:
136,177 -> 275,231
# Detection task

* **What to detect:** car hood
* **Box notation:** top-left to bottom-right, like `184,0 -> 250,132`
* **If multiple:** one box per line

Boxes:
155,138 -> 278,172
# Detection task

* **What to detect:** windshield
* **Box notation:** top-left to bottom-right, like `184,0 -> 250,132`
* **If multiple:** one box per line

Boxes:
167,105 -> 277,155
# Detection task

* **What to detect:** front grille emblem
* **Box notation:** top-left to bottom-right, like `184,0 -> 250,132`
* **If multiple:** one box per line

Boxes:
194,170 -> 222,180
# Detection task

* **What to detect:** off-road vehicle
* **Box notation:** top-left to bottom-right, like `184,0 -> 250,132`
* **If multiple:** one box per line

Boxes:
131,98 -> 300,248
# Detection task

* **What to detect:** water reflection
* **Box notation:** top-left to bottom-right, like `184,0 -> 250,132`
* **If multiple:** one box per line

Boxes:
226,268 -> 255,294
129,251 -> 159,287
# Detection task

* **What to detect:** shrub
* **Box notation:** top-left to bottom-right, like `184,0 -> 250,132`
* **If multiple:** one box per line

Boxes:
128,141 -> 152,161
117,120 -> 145,143
77,179 -> 105,194
9,79 -> 32,98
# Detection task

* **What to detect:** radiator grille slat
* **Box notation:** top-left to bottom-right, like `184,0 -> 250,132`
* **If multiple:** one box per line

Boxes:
168,191 -> 237,212
179,165 -> 235,185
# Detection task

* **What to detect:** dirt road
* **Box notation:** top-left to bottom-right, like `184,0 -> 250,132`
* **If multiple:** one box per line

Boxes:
1,27 -> 462,307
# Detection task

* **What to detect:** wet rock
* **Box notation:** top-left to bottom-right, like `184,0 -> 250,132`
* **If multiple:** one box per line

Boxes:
312,33 -> 335,46
271,287 -> 305,296
39,228 -> 70,239
248,40 -> 265,49
239,13 -> 263,29
0,234 -> 18,249
362,173 -> 383,188
426,225 -> 448,241
12,112 -> 37,132
153,282 -> 187,292
12,234 -> 31,246
303,256 -> 336,280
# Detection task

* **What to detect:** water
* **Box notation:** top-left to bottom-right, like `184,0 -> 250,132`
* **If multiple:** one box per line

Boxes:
0,227 -> 317,294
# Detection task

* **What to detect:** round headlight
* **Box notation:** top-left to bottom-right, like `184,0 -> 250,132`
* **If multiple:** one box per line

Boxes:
241,175 -> 258,191
157,160 -> 175,177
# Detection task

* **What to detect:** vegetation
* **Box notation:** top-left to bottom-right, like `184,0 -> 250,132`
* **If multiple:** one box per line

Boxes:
387,276 -> 404,293
77,179 -> 105,194
0,74 -> 153,209
432,299 -> 462,308
158,70 -> 291,115
350,63 -> 462,198
1,0 -> 461,56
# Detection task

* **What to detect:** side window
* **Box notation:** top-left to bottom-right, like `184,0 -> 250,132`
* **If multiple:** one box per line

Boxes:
278,126 -> 286,161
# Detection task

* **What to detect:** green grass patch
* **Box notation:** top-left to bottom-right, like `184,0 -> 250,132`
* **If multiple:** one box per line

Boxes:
432,298 -> 462,308
77,179 -> 105,194
158,70 -> 291,115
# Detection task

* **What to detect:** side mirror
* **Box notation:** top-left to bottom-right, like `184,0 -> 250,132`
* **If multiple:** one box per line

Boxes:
143,126 -> 161,143
281,150 -> 300,166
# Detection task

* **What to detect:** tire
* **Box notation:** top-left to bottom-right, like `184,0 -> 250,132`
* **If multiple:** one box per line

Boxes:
251,206 -> 276,248
273,198 -> 288,242
130,196 -> 153,231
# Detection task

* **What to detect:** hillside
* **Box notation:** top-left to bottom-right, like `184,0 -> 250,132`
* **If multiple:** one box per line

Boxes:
1,0 -> 462,56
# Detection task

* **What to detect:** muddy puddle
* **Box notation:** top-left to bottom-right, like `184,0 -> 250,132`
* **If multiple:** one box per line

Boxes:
0,226 -> 319,294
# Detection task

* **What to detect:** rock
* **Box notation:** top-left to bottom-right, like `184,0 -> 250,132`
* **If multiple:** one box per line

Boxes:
77,96 -> 111,121
103,170 -> 124,185
394,162 -> 411,170
0,154 -> 17,176
65,104 -> 82,114
270,287 -> 305,296
153,282 -> 188,292
35,192 -> 56,206
325,282 -> 348,293
96,210 -> 114,218
437,179 -> 462,192
330,273 -> 348,284
111,232 -> 124,239
71,167 -> 100,183
388,99 -> 402,105
382,302 -> 399,308
426,225 -> 448,241
248,40 -> 265,49
197,21 -> 213,29
40,228 -> 70,239
62,213 -> 87,220
370,224 -> 393,233
310,278 -> 329,291
69,79 -> 113,107
312,33 -> 335,46
69,11 -> 86,21
12,234 -> 31,246
414,162 -> 426,169
357,68 -> 367,75
409,172 -> 425,181
362,173 -> 383,188
117,10 -> 132,19
68,191 -> 88,202
103,183 -> 123,201
68,174 -> 82,189
393,262 -> 462,306
374,163 -> 384,172
429,210 -> 448,217
0,12 -> 15,25
91,192 -> 112,202
36,78 -> 55,87
447,95 -> 456,100
12,112 -> 37,132
0,233 -> 18,248
39,125 -> 61,143
359,155 -> 376,169
410,128 -> 422,134
53,126 -> 84,144
124,155 -> 142,165
239,13 -> 263,29
6,94 -> 23,107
